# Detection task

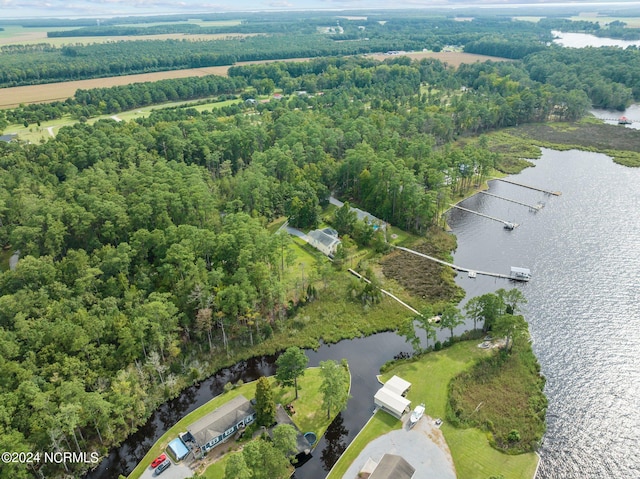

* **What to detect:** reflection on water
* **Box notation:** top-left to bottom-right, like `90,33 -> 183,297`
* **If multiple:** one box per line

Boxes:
319,414 -> 349,472
449,148 -> 640,478
552,30 -> 640,49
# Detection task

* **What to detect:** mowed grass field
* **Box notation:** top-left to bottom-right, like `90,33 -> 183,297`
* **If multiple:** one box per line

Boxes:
3,97 -> 243,143
0,52 -> 507,108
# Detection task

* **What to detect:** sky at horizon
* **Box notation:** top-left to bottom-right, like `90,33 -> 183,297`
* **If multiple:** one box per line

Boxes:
1,0 -> 640,20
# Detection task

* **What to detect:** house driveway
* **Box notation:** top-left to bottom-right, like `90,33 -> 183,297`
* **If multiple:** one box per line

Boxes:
139,459 -> 193,479
341,414 -> 456,479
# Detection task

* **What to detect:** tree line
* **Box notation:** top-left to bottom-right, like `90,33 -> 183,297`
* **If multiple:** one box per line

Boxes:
0,14 -> 549,88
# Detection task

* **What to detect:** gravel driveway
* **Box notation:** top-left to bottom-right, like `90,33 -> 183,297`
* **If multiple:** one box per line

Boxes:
341,414 -> 456,479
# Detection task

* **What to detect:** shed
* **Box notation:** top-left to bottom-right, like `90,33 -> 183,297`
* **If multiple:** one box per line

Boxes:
369,454 -> 415,479
384,375 -> 411,397
374,387 -> 411,419
167,437 -> 190,461
187,395 -> 255,454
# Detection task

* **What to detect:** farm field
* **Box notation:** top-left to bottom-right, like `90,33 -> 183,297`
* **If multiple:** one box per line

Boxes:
0,20 -> 246,45
569,15 -> 640,27
3,97 -> 243,143
0,51 -> 506,108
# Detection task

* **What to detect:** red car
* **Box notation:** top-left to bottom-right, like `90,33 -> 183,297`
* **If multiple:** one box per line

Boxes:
151,453 -> 167,468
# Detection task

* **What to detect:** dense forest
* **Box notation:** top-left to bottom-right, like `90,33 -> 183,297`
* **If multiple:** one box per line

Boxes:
0,15 -> 550,87
2,10 -> 640,478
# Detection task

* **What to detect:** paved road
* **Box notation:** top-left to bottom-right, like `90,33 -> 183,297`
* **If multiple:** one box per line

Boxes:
9,250 -> 19,270
285,225 -> 309,242
341,414 -> 456,479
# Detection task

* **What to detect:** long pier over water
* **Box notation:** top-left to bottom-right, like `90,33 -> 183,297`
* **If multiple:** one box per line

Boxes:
479,191 -> 543,211
394,246 -> 524,281
449,204 -> 518,229
497,178 -> 561,196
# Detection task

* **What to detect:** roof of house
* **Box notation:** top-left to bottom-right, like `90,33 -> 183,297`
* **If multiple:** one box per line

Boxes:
374,387 -> 411,416
0,134 -> 17,142
321,227 -> 338,237
308,229 -> 341,249
369,454 -> 415,479
384,375 -> 411,396
187,395 -> 254,447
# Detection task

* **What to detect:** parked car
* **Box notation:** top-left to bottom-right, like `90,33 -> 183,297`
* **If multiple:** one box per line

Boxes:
151,453 -> 167,468
154,459 -> 171,475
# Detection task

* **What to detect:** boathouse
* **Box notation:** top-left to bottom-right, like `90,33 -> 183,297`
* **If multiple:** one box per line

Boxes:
187,395 -> 256,455
374,376 -> 411,419
382,375 -> 411,397
510,266 -> 531,281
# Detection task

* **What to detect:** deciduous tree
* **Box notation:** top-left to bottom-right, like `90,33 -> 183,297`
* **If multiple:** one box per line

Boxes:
275,346 -> 308,400
319,360 -> 349,420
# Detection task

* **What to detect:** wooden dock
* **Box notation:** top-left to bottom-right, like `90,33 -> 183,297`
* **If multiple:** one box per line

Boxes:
479,191 -> 544,211
394,246 -> 530,282
497,178 -> 561,196
449,204 -> 518,229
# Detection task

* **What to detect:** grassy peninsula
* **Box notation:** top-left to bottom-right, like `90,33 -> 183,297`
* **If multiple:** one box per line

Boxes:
328,337 -> 543,479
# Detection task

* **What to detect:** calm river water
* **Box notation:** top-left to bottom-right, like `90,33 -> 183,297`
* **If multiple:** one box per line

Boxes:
90,147 -> 640,479
448,148 -> 640,478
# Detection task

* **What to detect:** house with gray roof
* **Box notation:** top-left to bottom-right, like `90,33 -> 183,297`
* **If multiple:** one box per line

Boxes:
187,395 -> 255,456
0,134 -> 17,143
307,227 -> 341,257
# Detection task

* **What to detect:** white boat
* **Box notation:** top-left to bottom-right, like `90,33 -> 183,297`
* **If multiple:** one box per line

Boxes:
409,403 -> 425,427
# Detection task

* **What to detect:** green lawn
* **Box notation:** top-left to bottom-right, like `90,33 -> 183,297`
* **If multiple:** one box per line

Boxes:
327,341 -> 539,479
4,98 -> 242,143
325,411 -> 398,479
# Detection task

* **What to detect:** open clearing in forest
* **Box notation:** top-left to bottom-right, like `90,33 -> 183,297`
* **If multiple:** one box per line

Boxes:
0,52 -> 506,108
367,51 -> 512,67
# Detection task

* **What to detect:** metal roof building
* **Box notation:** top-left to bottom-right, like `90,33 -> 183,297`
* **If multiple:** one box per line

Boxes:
374,386 -> 411,419
187,395 -> 256,454
383,375 -> 411,397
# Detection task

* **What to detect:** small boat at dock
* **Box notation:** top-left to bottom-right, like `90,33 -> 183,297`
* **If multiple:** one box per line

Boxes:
619,116 -> 632,125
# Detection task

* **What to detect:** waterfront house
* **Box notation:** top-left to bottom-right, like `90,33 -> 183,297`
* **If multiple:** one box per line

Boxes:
186,395 -> 256,456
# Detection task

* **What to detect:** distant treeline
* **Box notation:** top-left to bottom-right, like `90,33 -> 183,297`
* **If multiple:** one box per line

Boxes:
1,16 -> 553,88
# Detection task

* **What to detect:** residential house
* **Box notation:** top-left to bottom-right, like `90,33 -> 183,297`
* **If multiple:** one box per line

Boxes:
307,227 -> 341,257
186,395 -> 256,456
